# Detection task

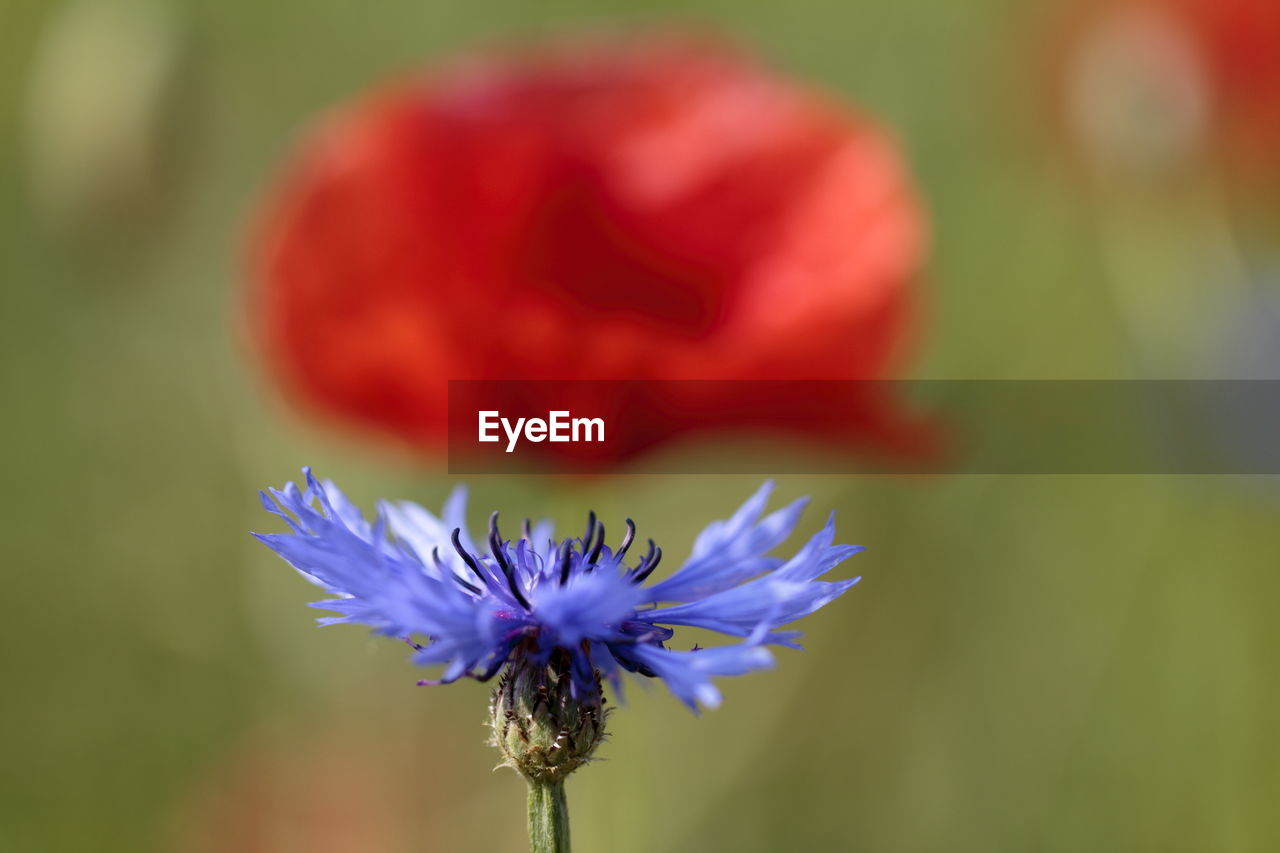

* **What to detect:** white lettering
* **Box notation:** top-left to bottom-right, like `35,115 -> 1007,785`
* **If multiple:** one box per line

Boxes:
481,411 -> 605,452
502,417 -> 525,453
478,411 -> 500,442
573,417 -> 604,442
549,410 -> 570,442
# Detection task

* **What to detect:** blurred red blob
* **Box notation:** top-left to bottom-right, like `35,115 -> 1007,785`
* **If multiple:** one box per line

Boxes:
250,35 -> 928,465
1052,0 -> 1280,180
170,719 -> 506,853
1183,0 -> 1280,158
174,739 -> 406,853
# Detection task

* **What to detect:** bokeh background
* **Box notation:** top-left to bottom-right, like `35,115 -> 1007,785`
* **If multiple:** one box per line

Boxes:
2,0 -> 1278,851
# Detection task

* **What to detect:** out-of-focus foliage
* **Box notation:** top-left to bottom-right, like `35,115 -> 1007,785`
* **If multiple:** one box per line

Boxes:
0,0 -> 1277,852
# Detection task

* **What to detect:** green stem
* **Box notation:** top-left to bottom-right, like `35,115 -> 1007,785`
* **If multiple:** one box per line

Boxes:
527,780 -> 570,853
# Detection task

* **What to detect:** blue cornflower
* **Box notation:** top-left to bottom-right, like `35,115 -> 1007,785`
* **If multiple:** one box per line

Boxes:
255,469 -> 862,712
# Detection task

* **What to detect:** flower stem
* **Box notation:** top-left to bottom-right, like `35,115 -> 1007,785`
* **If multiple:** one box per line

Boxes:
527,780 -> 570,853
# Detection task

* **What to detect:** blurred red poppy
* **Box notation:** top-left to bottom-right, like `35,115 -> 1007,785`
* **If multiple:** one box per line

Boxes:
1051,0 -> 1280,180
249,34 -> 928,467
1182,0 -> 1280,170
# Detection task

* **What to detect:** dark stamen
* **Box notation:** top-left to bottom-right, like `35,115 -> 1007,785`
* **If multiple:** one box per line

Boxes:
521,517 -> 532,542
435,546 -> 483,595
453,575 -> 483,596
583,510 -> 597,551
638,539 -> 655,569
488,512 -> 530,610
488,512 -> 512,575
451,528 -> 488,587
587,521 -> 606,565
617,518 -> 637,559
631,540 -> 663,583
557,541 -> 573,585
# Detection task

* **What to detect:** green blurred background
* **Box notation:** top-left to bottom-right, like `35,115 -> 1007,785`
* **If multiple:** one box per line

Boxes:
2,0 -> 1278,851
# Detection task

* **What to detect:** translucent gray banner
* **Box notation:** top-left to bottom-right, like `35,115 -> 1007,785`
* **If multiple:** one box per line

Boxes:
446,380 -> 1280,474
